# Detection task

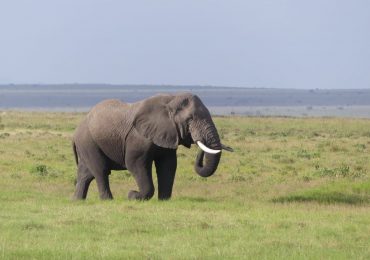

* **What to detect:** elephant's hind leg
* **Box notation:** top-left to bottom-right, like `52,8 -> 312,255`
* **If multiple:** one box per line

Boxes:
95,172 -> 113,200
84,148 -> 113,200
74,162 -> 94,200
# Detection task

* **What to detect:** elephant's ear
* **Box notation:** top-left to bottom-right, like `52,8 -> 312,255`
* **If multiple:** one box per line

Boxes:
133,95 -> 179,149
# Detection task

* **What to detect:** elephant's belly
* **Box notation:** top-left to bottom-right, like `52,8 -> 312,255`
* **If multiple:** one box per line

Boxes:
96,140 -> 125,167
109,160 -> 127,171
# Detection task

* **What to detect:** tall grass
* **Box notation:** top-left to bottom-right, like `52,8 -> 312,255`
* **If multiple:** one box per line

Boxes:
0,111 -> 369,259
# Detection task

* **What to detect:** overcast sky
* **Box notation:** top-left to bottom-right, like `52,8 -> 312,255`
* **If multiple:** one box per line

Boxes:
1,1 -> 369,89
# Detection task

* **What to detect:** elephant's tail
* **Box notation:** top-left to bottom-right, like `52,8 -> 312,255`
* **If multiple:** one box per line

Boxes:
72,141 -> 78,165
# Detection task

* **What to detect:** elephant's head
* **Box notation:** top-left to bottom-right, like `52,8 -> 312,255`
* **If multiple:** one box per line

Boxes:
133,93 -> 232,177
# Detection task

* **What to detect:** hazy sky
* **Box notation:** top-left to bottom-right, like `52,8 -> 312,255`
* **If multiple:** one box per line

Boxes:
1,1 -> 369,89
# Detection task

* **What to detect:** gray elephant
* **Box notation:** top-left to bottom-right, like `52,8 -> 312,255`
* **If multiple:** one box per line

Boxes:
72,93 -> 232,200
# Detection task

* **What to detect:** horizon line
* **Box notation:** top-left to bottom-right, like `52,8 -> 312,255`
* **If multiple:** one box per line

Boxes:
0,83 -> 369,91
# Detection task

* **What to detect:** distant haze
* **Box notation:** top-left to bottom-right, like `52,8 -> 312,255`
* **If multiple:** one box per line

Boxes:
1,84 -> 370,118
1,1 -> 370,89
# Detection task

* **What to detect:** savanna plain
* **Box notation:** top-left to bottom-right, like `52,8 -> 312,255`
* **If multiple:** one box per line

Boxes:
0,111 -> 369,259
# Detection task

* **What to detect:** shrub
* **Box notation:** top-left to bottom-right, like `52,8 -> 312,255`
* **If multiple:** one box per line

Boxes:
314,164 -> 363,178
30,164 -> 48,176
0,132 -> 10,139
29,164 -> 62,178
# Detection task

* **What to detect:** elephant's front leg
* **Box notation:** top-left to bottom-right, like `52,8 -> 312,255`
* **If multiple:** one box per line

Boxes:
155,149 -> 177,200
125,130 -> 157,200
126,152 -> 155,200
127,163 -> 155,200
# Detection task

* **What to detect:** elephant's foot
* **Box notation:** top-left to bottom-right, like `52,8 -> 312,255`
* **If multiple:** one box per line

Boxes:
73,187 -> 85,200
73,194 -> 86,200
128,189 -> 154,201
99,190 -> 113,200
158,194 -> 172,201
74,182 -> 92,200
128,190 -> 140,200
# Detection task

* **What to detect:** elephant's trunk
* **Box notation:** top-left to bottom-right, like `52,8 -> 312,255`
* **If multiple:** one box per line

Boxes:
194,150 -> 221,177
192,120 -> 222,178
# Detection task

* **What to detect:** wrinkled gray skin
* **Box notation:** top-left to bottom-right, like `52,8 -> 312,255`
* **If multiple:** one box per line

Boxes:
72,93 -> 226,200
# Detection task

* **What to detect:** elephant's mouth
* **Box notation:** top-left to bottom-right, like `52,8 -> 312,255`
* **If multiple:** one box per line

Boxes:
180,135 -> 193,148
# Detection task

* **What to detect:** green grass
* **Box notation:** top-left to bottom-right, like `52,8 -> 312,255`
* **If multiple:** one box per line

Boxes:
0,111 -> 369,259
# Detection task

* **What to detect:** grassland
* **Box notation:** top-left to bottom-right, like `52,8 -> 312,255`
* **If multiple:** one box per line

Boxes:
0,111 -> 369,259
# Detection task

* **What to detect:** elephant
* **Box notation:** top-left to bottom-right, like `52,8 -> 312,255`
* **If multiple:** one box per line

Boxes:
72,92 -> 233,201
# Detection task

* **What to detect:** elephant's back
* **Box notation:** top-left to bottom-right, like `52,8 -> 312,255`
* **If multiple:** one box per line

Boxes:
86,99 -> 133,166
90,99 -> 130,112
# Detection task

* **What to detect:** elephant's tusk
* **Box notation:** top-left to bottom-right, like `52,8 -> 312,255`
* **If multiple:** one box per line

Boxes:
197,141 -> 221,154
221,144 -> 234,152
